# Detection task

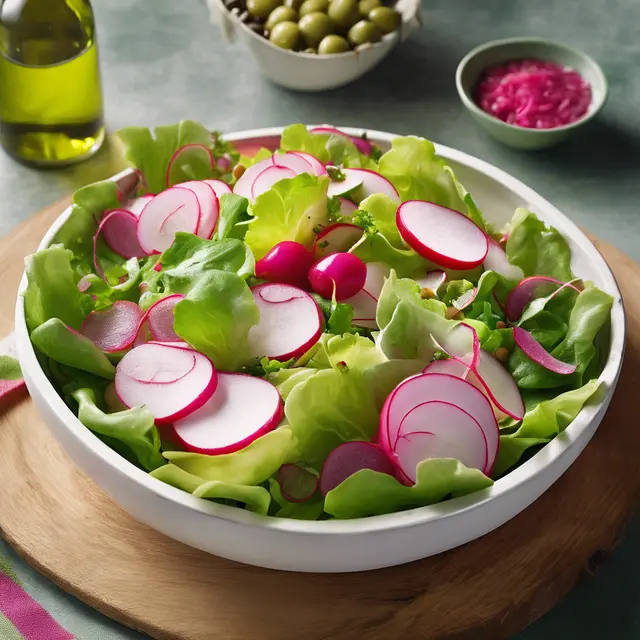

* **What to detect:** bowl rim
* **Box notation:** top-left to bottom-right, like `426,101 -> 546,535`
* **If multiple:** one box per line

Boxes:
455,36 -> 609,135
15,125 -> 626,536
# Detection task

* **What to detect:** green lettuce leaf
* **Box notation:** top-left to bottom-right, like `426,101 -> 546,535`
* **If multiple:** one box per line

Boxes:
150,464 -> 205,493
193,481 -> 271,515
266,367 -> 319,401
215,194 -> 250,241
280,124 -> 331,163
325,458 -> 493,518
349,232 -> 425,278
239,147 -> 273,168
357,193 -> 404,249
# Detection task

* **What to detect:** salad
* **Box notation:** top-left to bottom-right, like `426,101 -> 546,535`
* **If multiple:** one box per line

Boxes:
23,121 -> 613,520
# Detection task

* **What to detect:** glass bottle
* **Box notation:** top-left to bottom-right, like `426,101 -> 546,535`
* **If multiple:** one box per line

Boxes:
0,0 -> 104,166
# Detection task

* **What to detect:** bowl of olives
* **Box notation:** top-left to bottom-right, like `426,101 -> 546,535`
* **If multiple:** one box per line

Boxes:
206,0 -> 421,91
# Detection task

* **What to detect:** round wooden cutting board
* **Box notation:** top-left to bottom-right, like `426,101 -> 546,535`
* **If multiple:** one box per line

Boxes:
0,199 -> 638,640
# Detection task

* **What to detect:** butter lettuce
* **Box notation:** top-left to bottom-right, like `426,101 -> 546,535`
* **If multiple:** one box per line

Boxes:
194,481 -> 271,515
356,193 -> 404,249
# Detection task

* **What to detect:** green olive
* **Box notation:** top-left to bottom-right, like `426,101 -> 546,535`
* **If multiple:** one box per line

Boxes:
368,6 -> 400,33
304,47 -> 318,53
347,19 -> 381,45
284,0 -> 304,10
328,0 -> 360,31
247,0 -> 282,19
298,12 -> 334,48
318,34 -> 350,54
265,5 -> 297,30
299,0 -> 329,16
358,0 -> 380,17
269,21 -> 301,49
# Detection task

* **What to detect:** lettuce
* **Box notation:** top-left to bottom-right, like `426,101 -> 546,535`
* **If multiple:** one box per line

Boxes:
266,367 -> 319,400
194,481 -> 271,515
214,194 -> 250,241
349,232 -> 426,278
357,193 -> 405,249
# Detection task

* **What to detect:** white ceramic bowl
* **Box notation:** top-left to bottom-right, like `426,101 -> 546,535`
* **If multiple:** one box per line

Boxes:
206,0 -> 422,91
15,126 -> 625,573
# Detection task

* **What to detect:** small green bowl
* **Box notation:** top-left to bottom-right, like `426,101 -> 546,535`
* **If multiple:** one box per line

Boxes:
455,37 -> 608,150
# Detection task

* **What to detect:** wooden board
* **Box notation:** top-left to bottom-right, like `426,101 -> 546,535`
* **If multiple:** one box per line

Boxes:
0,199 -> 639,640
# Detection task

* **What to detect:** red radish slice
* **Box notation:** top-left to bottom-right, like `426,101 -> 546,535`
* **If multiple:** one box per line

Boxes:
320,441 -> 395,496
397,201 -> 489,270
234,136 -> 281,156
484,238 -> 524,281
343,262 -> 391,329
165,144 -> 214,189
96,209 -> 145,265
394,400 -> 488,480
344,168 -> 399,203
506,276 -> 581,321
422,358 -> 470,377
133,319 -> 153,347
203,179 -> 232,199
327,172 -> 364,199
380,373 -> 499,472
118,342 -> 196,384
77,275 -> 92,293
337,197 -> 358,218
314,223 -> 364,258
452,287 -> 478,311
80,301 -> 144,353
126,195 -> 153,217
105,382 -> 128,413
173,373 -> 283,455
137,187 -> 201,255
434,322 -> 480,369
248,283 -> 323,361
308,126 -> 373,156
290,151 -> 327,176
309,252 -> 367,301
278,464 -> 319,502
513,326 -> 577,375
232,156 -> 274,200
177,180 -> 219,239
147,294 -> 184,342
255,241 -> 314,290
415,270 -> 447,293
115,346 -> 217,424
472,350 -> 525,420
149,340 -> 193,350
251,165 -> 296,201
273,151 -> 314,175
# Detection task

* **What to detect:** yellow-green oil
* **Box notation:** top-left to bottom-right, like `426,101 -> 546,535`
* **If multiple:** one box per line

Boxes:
0,0 -> 104,166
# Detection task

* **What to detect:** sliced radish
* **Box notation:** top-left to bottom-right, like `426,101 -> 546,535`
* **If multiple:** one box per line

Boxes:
313,223 -> 364,258
118,342 -> 196,384
146,294 -> 184,342
173,373 -> 283,455
415,270 -> 447,294
133,319 -> 153,347
273,151 -> 314,175
320,441 -> 395,496
344,168 -> 399,203
422,358 -> 470,377
248,283 -> 323,361
232,157 -> 274,200
484,238 -> 524,281
513,326 -> 577,375
96,209 -> 145,268
472,350 -> 525,420
290,151 -> 327,176
380,373 -> 499,472
251,165 -> 296,201
506,276 -> 581,322
165,144 -> 214,189
343,262 -> 391,329
115,345 -> 217,424
81,301 -> 144,353
149,340 -> 193,350
234,136 -> 280,156
327,172 -> 364,199
397,201 -> 489,270
393,401 -> 488,481
203,179 -> 232,199
452,288 -> 478,311
309,252 -> 367,301
136,187 -> 201,255
337,197 -> 358,218
126,195 -> 153,217
278,464 -> 319,502
255,241 -> 314,290
177,180 -> 219,239
433,322 -> 480,369
308,126 -> 373,156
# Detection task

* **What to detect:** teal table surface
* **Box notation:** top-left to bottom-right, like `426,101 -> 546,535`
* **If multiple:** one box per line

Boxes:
1,0 -> 639,638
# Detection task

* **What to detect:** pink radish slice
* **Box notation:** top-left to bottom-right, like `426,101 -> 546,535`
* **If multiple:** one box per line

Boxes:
136,187 -> 201,255
115,347 -> 217,424
273,151 -> 314,175
177,180 -> 219,239
327,172 -> 364,199
308,126 -> 373,156
118,342 -> 196,384
422,358 -> 470,377
314,223 -> 364,258
484,238 -> 524,281
248,283 -> 323,361
149,340 -> 193,350
394,401 -> 488,480
234,136 -> 281,156
255,241 -> 314,290
81,301 -> 144,353
290,151 -> 327,176
513,326 -> 577,375
344,168 -> 400,203
251,165 -> 296,201
147,294 -> 184,342
506,276 -> 581,322
380,373 -> 499,472
415,270 -> 447,293
203,179 -> 232,199
278,464 -> 319,502
452,288 -> 478,311
434,322 -> 480,369
343,262 -> 391,328
396,201 -> 489,270
77,275 -> 92,293
337,197 -> 358,218
165,144 -> 213,189
173,373 -> 283,455
309,252 -> 367,301
320,441 -> 395,496
133,319 -> 152,347
97,209 -> 145,261
126,195 -> 154,217
472,350 -> 525,420
232,156 -> 274,200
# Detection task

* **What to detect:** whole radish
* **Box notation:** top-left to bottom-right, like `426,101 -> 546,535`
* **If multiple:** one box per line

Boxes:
255,241 -> 315,290
309,253 -> 367,301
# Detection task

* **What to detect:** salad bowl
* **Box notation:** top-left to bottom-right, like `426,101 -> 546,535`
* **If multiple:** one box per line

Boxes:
14,126 -> 624,573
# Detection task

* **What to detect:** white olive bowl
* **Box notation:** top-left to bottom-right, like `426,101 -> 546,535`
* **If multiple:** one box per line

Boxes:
15,126 -> 625,573
206,0 -> 422,91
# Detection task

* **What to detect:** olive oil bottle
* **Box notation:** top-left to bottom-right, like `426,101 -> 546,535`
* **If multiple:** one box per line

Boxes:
0,0 -> 104,166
